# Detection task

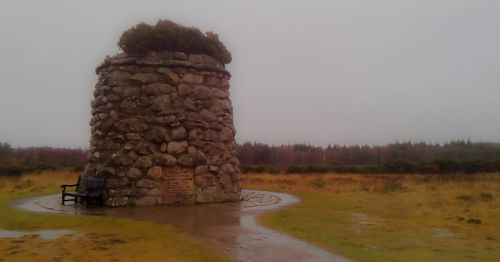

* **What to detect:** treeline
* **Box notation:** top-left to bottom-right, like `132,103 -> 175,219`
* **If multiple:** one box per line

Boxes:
237,141 -> 500,165
237,141 -> 500,174
2,140 -> 500,175
0,142 -> 87,176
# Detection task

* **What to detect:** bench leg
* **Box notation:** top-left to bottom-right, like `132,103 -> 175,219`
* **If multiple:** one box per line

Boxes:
62,194 -> 78,206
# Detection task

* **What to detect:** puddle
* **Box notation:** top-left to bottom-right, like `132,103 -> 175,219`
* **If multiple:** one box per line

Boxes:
350,212 -> 381,235
433,228 -> 456,239
15,190 -> 351,262
0,229 -> 74,240
351,212 -> 378,225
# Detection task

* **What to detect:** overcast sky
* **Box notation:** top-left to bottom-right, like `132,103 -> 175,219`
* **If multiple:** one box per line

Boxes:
1,0 -> 499,148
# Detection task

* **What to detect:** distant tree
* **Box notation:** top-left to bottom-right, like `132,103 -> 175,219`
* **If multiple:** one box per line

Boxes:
0,142 -> 13,159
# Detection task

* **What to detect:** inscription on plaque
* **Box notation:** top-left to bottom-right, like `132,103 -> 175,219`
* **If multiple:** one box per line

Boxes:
161,167 -> 195,204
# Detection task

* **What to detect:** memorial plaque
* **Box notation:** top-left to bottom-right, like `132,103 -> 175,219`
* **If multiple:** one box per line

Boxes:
161,167 -> 195,204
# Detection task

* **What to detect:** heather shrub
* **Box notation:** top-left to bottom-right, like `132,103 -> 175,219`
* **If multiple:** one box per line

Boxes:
309,177 -> 326,189
479,192 -> 493,202
383,182 -> 404,192
456,194 -> 474,202
118,20 -> 232,64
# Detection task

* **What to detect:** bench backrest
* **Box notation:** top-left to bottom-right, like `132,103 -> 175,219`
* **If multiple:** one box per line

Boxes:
77,176 -> 107,197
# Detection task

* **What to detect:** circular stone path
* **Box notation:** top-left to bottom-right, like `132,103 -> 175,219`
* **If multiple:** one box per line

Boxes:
16,190 -> 351,262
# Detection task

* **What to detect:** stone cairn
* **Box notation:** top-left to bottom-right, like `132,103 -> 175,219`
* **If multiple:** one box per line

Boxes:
86,40 -> 241,206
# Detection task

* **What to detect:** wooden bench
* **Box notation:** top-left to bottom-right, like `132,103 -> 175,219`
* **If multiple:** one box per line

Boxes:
60,176 -> 107,207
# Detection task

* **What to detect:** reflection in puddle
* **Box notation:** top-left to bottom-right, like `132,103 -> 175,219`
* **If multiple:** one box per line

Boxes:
16,190 -> 351,262
351,212 -> 379,225
0,229 -> 75,240
351,212 -> 380,235
434,228 -> 456,239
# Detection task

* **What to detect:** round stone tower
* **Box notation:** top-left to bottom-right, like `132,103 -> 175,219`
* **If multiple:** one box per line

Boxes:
85,21 -> 241,206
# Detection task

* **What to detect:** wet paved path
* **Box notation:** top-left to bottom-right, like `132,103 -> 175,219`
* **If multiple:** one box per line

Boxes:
15,190 -> 350,262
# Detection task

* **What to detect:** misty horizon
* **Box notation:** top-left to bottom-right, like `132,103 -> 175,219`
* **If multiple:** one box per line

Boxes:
1,0 -> 500,148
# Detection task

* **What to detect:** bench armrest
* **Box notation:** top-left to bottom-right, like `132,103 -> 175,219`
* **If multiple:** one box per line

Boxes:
60,184 -> 78,189
60,184 -> 78,194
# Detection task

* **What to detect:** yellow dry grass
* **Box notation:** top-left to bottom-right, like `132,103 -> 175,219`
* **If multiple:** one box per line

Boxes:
242,173 -> 500,262
0,170 -> 77,195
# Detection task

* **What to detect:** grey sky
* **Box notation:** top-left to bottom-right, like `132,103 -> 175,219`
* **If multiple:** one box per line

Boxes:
1,0 -> 499,147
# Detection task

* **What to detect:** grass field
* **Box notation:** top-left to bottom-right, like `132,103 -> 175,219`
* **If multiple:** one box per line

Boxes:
1,171 -> 499,262
242,173 -> 500,262
0,171 -> 227,262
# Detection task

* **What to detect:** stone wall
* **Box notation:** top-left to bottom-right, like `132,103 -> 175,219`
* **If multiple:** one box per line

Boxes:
86,51 -> 241,206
